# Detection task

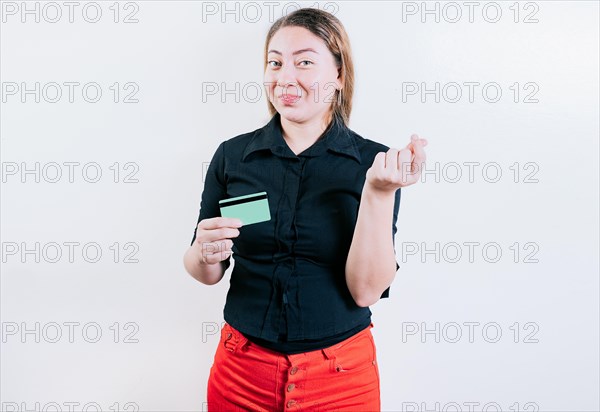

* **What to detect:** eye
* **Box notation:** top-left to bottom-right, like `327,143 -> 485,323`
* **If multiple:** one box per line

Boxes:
299,60 -> 313,66
267,60 -> 281,68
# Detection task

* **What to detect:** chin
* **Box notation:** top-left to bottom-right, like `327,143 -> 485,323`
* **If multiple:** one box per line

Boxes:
276,105 -> 299,117
278,111 -> 308,124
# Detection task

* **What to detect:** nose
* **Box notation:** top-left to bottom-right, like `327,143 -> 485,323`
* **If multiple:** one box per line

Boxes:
277,65 -> 299,96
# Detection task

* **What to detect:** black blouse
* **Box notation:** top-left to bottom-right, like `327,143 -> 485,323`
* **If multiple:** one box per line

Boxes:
190,112 -> 401,354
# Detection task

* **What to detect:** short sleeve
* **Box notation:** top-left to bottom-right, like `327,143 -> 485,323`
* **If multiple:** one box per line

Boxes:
189,141 -> 231,270
380,187 -> 401,299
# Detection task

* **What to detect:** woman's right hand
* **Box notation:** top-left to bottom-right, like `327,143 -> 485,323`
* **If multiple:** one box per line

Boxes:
193,217 -> 243,265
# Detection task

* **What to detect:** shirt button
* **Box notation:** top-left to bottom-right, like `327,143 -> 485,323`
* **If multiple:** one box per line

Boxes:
289,366 -> 298,375
286,400 -> 296,408
287,383 -> 295,392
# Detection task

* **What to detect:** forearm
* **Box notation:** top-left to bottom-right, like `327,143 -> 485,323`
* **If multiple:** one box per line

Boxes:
345,183 -> 398,307
183,242 -> 226,285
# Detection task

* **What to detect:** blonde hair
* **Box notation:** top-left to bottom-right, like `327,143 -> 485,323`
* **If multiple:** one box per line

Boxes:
263,8 -> 355,127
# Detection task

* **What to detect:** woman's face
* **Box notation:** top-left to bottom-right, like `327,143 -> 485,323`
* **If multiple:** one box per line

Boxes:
264,25 -> 342,126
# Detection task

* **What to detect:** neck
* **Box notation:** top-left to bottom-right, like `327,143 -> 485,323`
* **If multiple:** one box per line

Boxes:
280,111 -> 334,150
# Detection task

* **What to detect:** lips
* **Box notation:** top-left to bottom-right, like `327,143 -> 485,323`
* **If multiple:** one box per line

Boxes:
280,94 -> 301,104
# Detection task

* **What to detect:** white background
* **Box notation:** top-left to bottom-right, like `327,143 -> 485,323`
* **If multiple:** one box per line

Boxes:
1,1 -> 598,411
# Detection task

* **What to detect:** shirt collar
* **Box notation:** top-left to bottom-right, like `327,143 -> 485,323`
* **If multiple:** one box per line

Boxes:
242,112 -> 361,163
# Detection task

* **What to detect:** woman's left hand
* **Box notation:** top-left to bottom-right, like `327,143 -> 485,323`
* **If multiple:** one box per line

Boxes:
365,134 -> 428,193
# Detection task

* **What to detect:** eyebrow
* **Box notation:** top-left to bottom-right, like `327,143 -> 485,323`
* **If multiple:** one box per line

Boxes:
268,48 -> 319,56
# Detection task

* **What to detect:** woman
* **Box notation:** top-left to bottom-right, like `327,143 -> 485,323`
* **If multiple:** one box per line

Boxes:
183,7 -> 427,411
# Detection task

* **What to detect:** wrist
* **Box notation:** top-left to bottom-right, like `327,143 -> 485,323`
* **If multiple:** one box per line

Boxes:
363,182 -> 397,201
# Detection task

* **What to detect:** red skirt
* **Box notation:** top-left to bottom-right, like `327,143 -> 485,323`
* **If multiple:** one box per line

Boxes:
206,322 -> 380,411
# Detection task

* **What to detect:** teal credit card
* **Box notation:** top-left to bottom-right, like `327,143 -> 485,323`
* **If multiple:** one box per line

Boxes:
219,191 -> 271,226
